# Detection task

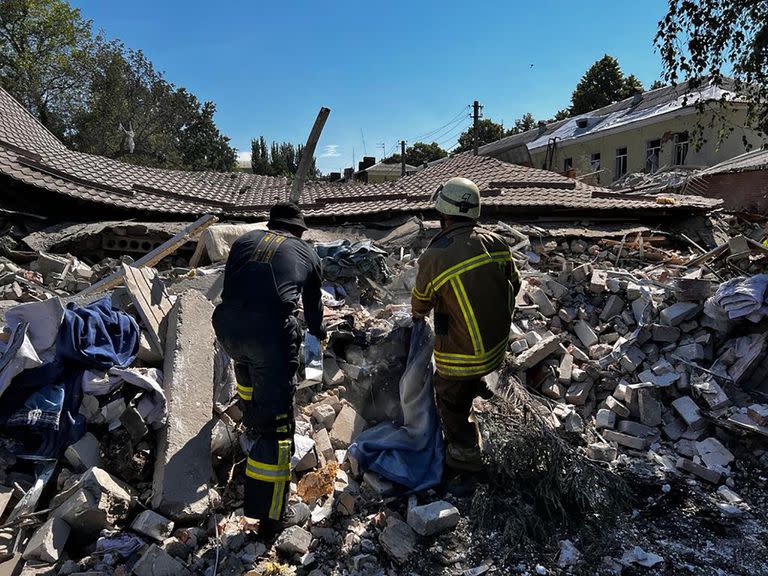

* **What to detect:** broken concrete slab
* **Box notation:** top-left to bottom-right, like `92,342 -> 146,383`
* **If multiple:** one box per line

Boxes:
600,295 -> 625,321
695,437 -> 734,468
64,432 -> 101,471
22,517 -> 69,564
152,291 -> 215,521
313,428 -> 335,462
529,288 -> 556,316
672,396 -> 707,431
330,405 -> 366,450
660,302 -> 701,327
131,510 -> 174,542
513,334 -> 562,369
602,429 -> 648,450
379,517 -> 416,564
406,500 -> 460,536
311,404 -> 337,430
573,320 -> 598,348
132,543 -> 192,576
677,457 -> 723,484
51,467 -> 132,535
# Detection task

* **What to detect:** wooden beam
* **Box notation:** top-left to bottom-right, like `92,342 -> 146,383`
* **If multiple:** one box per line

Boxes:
290,107 -> 331,204
74,214 -> 217,299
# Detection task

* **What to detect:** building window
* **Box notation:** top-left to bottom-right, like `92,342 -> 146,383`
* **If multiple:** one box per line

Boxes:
614,147 -> 628,180
674,132 -> 689,165
646,139 -> 661,173
590,152 -> 601,183
564,157 -> 573,171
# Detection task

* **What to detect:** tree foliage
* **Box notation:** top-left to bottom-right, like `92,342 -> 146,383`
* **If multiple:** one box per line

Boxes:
455,119 -> 507,152
0,0 -> 236,171
656,0 -> 768,136
250,137 -> 317,178
570,55 -> 645,115
508,112 -> 537,135
383,141 -> 447,166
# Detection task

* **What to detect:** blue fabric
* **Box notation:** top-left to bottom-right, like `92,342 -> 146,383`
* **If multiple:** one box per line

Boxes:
349,321 -> 444,492
57,296 -> 140,370
0,297 -> 137,458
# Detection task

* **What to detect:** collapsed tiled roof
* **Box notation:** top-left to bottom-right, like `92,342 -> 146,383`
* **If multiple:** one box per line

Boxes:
696,148 -> 768,176
0,87 -> 720,219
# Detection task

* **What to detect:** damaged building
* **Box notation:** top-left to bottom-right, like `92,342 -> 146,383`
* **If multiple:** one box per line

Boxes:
2,82 -> 768,576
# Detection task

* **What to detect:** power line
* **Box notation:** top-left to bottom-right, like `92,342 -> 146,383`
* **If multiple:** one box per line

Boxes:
436,122 -> 472,148
405,105 -> 471,143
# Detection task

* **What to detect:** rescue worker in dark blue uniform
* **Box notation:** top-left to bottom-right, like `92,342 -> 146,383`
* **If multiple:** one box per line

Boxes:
212,202 -> 325,537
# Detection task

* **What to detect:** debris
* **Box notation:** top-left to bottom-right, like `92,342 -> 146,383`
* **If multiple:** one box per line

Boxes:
152,291 -> 216,521
379,517 -> 416,564
276,526 -> 313,556
329,405 -> 366,449
406,500 -> 460,536
130,510 -> 175,542
22,517 -> 69,564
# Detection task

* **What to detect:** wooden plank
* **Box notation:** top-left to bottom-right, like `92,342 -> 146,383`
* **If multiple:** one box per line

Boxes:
122,264 -> 174,357
74,214 -> 217,299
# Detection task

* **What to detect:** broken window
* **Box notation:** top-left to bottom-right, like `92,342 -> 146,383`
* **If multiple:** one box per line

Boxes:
564,157 -> 573,172
674,132 -> 689,165
646,139 -> 661,173
590,152 -> 601,172
614,147 -> 627,180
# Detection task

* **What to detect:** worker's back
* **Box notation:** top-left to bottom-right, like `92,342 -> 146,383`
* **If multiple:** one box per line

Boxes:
412,222 -> 518,379
213,228 -> 322,366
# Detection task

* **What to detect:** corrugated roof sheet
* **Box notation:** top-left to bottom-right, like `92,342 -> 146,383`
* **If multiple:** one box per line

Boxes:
697,148 -> 768,176
0,87 -> 720,219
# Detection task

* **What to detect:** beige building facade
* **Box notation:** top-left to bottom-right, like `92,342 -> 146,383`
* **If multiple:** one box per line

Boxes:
528,106 -> 763,185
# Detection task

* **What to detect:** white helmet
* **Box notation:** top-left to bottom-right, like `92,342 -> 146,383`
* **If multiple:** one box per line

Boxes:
432,177 -> 481,220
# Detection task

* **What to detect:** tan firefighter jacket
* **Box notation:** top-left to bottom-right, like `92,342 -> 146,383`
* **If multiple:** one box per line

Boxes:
411,222 -> 520,379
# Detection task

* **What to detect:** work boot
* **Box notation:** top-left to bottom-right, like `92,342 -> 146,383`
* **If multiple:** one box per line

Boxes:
445,443 -> 485,473
256,503 -> 309,540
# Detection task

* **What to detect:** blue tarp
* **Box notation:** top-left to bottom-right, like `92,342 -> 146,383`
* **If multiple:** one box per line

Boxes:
349,320 -> 444,492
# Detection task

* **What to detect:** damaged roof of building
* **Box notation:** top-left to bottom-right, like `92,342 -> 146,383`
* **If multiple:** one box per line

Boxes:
0,87 -> 720,220
480,78 -> 742,157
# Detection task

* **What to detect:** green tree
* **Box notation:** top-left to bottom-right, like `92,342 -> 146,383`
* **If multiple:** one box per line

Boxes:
250,136 -> 271,175
455,119 -> 506,153
649,80 -> 667,90
0,0 -> 96,138
507,112 -> 537,135
72,45 -> 235,170
570,55 -> 644,115
656,0 -> 768,138
383,141 -> 448,166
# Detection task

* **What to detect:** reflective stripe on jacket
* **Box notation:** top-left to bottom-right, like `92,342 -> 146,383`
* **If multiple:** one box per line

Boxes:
411,222 -> 520,379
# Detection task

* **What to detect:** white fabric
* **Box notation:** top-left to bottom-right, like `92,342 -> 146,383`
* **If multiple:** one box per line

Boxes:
0,323 -> 43,399
4,297 -> 64,361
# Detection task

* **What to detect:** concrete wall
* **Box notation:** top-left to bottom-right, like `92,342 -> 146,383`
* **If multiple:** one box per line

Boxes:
692,171 -> 768,214
528,107 -> 765,185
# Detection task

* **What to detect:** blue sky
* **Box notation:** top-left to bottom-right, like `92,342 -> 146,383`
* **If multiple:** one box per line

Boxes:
70,0 -> 671,174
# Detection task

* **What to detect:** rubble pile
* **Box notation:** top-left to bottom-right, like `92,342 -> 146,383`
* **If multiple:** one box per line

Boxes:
2,213 -> 768,575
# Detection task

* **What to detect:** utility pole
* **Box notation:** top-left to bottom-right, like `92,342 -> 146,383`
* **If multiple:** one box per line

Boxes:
400,140 -> 406,177
472,100 -> 481,156
291,107 -> 331,203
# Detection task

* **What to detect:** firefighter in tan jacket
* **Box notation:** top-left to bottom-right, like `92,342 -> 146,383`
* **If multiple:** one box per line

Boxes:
412,177 -> 520,471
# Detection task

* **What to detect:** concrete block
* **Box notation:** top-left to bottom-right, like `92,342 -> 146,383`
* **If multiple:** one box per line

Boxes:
555,354 -> 574,387
22,517 -> 69,563
529,288 -> 556,316
330,405 -> 366,449
51,467 -> 132,535
379,518 -> 416,564
672,396 -> 706,430
677,457 -> 722,484
64,432 -> 101,471
589,270 -> 607,294
660,302 -> 700,327
565,381 -> 592,405
120,405 -> 148,443
600,295 -> 625,321
595,408 -> 616,429
587,442 -> 617,462
132,543 -> 191,576
663,418 -> 686,441
541,378 -> 565,400
675,343 -> 705,361
276,526 -> 312,556
363,471 -> 395,498
620,346 -> 645,373
510,339 -> 529,354
0,486 -> 12,519
605,395 -> 630,417
152,291 -> 215,521
311,404 -> 337,430
748,404 -> 768,426
695,437 -> 734,468
573,320 -> 598,348
602,429 -> 648,450
618,420 -> 658,438
406,500 -> 460,536
131,510 -> 174,542
651,324 -> 681,343
313,428 -> 335,461
323,356 -> 345,387
513,334 -> 562,369
638,389 -> 662,427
